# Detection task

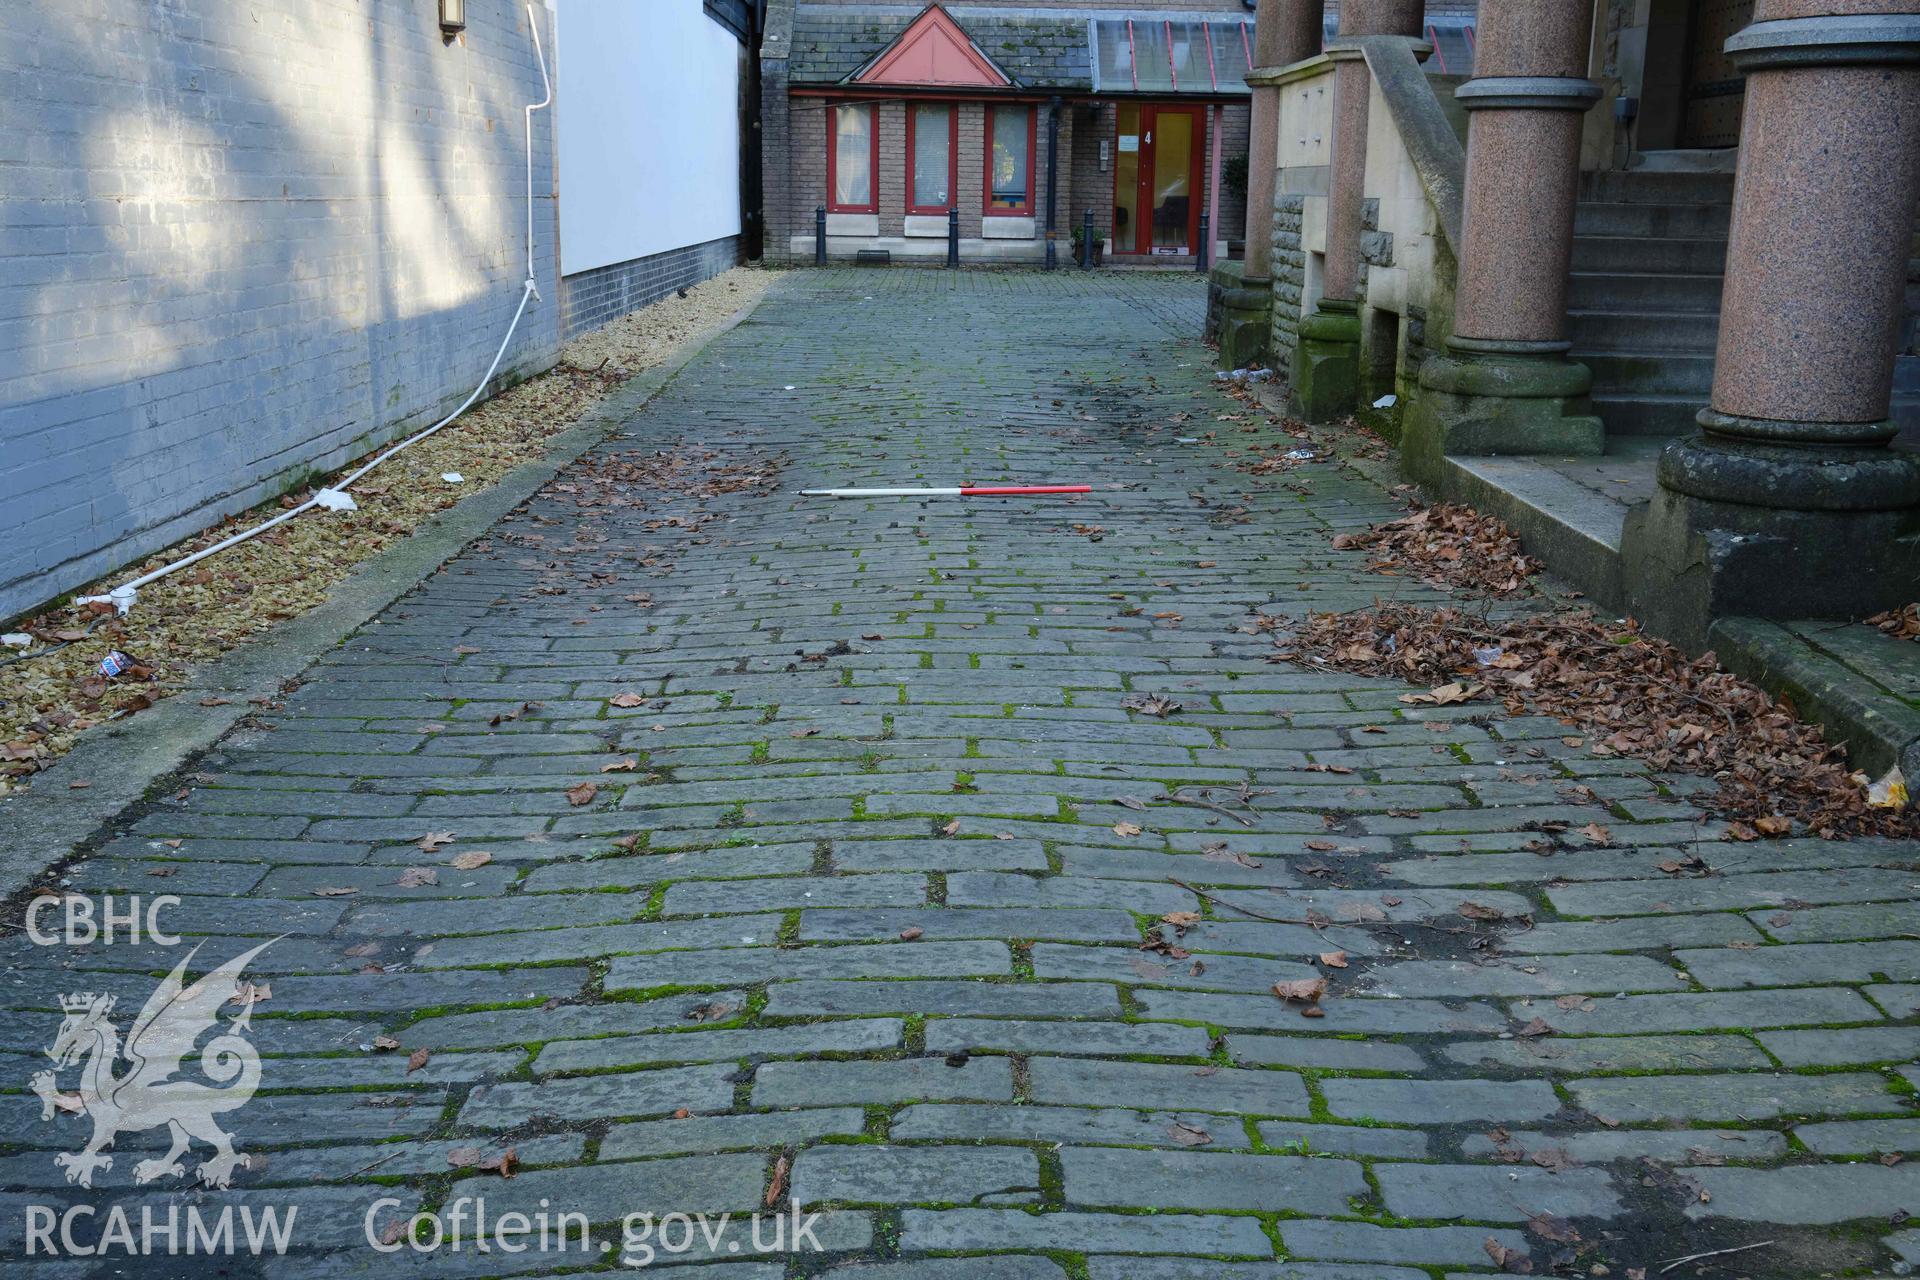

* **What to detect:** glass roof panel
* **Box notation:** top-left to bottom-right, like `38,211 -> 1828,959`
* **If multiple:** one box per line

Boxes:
1091,17 -> 1130,92
1089,18 -> 1253,95
1167,21 -> 1209,91
1211,22 -> 1253,91
1128,19 -> 1177,92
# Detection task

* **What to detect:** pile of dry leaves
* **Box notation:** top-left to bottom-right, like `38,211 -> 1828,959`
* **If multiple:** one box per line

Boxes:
1867,604 -> 1920,641
1237,443 -> 1323,476
1330,502 -> 1540,596
0,269 -> 782,788
1275,602 -> 1913,839
556,448 -> 786,510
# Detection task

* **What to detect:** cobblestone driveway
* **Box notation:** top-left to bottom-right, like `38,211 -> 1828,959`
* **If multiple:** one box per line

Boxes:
5,270 -> 1919,1278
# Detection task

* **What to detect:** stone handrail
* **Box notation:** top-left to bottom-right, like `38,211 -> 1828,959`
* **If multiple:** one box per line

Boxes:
1355,35 -> 1464,255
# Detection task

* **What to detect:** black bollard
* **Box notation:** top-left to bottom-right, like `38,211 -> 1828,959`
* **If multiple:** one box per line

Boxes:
947,208 -> 959,269
815,206 -> 826,266
1081,209 -> 1093,270
1196,212 -> 1210,272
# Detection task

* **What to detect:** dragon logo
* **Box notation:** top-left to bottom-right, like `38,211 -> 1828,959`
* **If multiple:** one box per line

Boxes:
30,940 -> 274,1189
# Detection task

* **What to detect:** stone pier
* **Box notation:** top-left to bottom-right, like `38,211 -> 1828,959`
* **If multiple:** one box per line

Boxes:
1623,3 -> 1920,647
1212,0 -> 1322,372
1290,0 -> 1422,420
1401,0 -> 1604,478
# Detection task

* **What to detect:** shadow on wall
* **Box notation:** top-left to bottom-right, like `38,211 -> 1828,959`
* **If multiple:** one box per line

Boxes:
0,0 -> 560,623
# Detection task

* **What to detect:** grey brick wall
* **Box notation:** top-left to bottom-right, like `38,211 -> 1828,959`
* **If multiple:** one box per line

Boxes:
878,101 -> 907,237
1,0 -> 563,624
559,237 -> 745,339
762,1 -> 798,263
789,97 -> 829,255
958,102 -> 986,239
1067,103 -> 1109,242
1270,194 -> 1305,375
1215,101 -> 1251,243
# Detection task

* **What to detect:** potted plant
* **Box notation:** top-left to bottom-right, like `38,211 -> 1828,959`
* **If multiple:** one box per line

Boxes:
1224,154 -> 1248,206
1069,225 -> 1107,267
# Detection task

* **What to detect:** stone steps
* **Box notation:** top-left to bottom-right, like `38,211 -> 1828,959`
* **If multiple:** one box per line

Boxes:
1580,350 -> 1717,396
1592,387 -> 1920,439
1568,309 -> 1722,352
1566,171 -> 1734,439
1573,201 -> 1732,238
1569,235 -> 1730,275
1577,170 -> 1737,204
1586,392 -> 1709,436
1567,271 -> 1724,313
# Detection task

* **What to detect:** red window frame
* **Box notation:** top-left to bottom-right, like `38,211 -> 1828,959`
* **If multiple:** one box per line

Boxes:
905,101 -> 960,215
826,101 -> 879,215
983,104 -> 1036,217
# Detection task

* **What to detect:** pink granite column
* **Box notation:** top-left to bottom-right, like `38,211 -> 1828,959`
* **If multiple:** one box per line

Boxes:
1404,0 -> 1607,468
1621,3 -> 1920,646
1243,0 -> 1324,282
1705,1 -> 1920,444
1318,50 -> 1371,303
1452,0 -> 1601,345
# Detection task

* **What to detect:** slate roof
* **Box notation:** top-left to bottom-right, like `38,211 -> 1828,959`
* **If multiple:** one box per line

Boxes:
791,5 -> 1095,88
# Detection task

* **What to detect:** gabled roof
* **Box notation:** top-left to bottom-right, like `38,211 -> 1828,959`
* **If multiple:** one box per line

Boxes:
792,6 -> 1090,89
788,6 -> 1256,96
853,5 -> 1012,88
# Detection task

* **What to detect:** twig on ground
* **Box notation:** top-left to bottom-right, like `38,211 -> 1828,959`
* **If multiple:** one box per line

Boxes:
1656,1239 -> 1775,1274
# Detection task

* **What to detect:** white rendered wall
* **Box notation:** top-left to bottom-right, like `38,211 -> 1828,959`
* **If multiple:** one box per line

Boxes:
555,0 -> 742,275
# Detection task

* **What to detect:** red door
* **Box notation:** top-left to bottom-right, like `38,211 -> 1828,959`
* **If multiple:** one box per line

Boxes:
1114,104 -> 1205,256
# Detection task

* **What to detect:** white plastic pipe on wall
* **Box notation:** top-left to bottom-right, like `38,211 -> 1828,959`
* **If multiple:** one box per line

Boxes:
81,4 -> 554,617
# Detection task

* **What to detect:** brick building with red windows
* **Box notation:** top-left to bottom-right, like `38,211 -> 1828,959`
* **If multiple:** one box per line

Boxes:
759,0 -> 1266,267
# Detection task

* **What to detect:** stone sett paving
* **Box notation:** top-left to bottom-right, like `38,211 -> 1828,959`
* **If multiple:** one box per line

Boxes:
5,270 -> 1920,1279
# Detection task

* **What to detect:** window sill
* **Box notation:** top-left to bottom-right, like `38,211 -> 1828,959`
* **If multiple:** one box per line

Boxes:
825,212 -> 881,236
982,216 -> 1037,239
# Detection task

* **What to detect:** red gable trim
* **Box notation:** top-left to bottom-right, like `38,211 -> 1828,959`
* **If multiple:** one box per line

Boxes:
854,5 -> 1011,89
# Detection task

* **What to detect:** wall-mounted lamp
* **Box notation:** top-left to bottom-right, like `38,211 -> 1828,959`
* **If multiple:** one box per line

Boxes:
438,0 -> 466,37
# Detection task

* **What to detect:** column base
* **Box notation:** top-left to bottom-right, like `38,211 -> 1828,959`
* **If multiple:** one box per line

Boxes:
1291,299 -> 1362,423
1621,428 -> 1920,650
1400,339 -> 1604,484
1210,262 -> 1273,371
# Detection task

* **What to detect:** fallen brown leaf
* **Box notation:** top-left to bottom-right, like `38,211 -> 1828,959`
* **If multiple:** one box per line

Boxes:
1166,1121 -> 1212,1147
1272,978 -> 1326,1005
765,1154 -> 789,1207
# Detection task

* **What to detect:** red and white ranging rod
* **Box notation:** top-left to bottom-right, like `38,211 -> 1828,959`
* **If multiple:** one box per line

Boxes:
800,484 -> 1091,499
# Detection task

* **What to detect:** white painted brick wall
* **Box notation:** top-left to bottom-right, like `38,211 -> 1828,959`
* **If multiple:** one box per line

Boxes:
0,0 -> 562,622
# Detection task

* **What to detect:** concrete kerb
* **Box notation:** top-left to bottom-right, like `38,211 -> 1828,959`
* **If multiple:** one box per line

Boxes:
0,296 -> 768,900
1711,615 -> 1920,782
